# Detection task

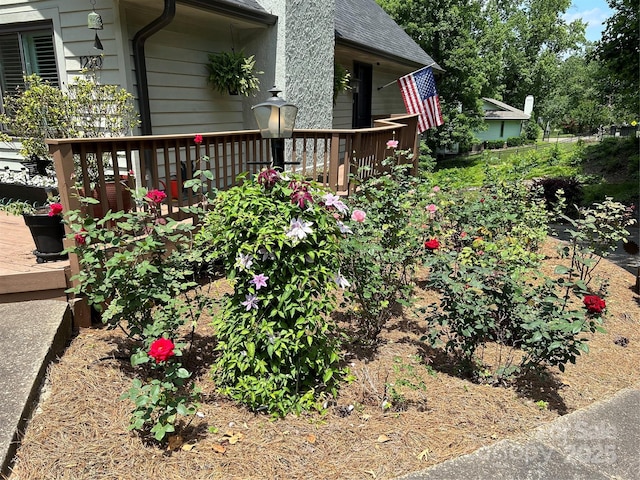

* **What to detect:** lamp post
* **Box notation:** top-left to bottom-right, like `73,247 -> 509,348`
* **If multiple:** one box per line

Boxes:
252,86 -> 298,171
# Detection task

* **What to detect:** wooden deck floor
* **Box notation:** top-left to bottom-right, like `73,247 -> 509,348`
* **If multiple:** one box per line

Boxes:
0,214 -> 69,301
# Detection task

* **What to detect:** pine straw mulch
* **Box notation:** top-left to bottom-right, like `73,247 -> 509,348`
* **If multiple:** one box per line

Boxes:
5,237 -> 640,480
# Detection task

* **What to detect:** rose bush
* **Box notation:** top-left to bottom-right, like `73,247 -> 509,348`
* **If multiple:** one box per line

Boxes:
65,184 -> 212,441
338,147 -> 430,345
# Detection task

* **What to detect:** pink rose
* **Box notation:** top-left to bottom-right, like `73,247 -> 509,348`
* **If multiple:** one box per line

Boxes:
146,189 -> 167,204
194,134 -> 203,144
386,139 -> 399,149
432,186 -> 440,193
426,204 -> 438,213
351,209 -> 366,223
48,203 -> 63,216
148,338 -> 175,363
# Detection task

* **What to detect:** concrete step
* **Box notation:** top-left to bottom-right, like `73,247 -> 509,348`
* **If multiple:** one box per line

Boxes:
0,300 -> 71,476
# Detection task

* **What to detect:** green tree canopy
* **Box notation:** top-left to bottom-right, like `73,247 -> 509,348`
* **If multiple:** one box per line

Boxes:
591,0 -> 639,120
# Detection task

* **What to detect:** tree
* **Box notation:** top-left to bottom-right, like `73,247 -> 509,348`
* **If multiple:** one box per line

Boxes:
377,0 -> 586,152
543,52 -> 611,133
377,0 -> 495,151
591,0 -> 639,120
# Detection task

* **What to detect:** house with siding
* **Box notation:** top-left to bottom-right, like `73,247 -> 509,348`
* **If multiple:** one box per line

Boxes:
0,0 -> 439,170
475,97 -> 530,144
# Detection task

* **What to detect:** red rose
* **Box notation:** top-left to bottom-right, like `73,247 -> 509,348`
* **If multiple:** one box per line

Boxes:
74,229 -> 87,245
194,134 -> 203,144
146,189 -> 167,204
148,338 -> 175,363
48,203 -> 63,216
583,295 -> 606,314
424,238 -> 440,250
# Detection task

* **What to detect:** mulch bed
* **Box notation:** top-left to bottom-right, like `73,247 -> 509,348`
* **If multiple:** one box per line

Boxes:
4,237 -> 639,480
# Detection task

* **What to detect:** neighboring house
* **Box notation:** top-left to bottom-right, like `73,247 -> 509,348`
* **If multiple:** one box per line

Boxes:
475,97 -> 530,143
0,0 -> 439,169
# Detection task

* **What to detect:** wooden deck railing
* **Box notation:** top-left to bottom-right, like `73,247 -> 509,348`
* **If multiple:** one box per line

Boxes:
46,114 -> 418,328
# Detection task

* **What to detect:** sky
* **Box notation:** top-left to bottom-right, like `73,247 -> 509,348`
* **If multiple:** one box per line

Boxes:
563,0 -> 614,42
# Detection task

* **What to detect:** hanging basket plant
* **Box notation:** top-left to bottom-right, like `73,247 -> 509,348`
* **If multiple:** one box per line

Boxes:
205,50 -> 262,97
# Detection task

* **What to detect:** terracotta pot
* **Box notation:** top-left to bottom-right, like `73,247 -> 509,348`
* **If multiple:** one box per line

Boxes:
83,181 -> 132,218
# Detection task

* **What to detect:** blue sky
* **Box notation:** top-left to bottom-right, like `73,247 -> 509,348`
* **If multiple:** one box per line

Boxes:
563,0 -> 613,42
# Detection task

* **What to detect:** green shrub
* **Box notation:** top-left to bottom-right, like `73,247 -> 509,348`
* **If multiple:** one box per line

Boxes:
485,140 -> 505,150
506,136 -> 526,147
196,170 -> 348,415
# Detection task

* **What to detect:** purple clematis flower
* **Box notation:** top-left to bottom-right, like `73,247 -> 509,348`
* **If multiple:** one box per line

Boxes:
241,294 -> 259,311
251,273 -> 269,290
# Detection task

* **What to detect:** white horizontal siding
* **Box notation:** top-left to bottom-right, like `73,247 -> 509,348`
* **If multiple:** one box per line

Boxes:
372,66 -> 407,117
124,5 -> 263,136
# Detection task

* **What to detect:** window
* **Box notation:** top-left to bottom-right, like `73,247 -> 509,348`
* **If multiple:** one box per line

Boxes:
500,121 -> 505,138
0,22 -> 58,101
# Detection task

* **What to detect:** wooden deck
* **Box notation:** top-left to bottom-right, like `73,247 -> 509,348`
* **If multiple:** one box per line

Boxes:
0,214 -> 69,303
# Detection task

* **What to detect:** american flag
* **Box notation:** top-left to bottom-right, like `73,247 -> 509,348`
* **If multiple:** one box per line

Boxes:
397,66 -> 444,133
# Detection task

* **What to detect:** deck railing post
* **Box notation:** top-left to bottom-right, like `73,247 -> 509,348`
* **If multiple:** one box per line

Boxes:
328,133 -> 340,192
50,141 -> 92,329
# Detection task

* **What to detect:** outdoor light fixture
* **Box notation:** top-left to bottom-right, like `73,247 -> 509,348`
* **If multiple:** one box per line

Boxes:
252,86 -> 298,170
88,0 -> 104,50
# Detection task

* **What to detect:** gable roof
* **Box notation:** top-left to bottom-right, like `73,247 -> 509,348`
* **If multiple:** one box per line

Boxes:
335,0 -> 441,70
482,98 -> 530,121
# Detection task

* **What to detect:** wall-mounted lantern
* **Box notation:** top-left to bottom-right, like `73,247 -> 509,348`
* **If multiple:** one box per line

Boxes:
252,86 -> 298,170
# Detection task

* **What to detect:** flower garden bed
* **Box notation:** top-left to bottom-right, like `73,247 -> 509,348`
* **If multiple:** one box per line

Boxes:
5,239 -> 639,480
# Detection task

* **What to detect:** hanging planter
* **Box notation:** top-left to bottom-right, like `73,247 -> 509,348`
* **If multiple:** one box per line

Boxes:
205,51 -> 262,97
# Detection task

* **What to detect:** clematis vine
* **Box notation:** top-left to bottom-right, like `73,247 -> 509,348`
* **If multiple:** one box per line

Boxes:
235,253 -> 254,271
337,221 -> 352,234
258,247 -> 275,261
286,217 -> 313,240
241,294 -> 259,311
333,271 -> 351,289
251,273 -> 269,290
257,168 -> 280,189
322,193 -> 349,215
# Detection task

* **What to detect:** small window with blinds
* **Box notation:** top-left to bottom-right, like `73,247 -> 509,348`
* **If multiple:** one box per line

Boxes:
0,24 -> 59,106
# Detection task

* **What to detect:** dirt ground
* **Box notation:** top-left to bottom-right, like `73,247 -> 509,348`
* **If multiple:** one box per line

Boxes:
5,237 -> 640,480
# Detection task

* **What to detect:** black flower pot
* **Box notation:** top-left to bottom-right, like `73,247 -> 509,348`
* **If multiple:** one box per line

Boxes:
22,213 -> 68,263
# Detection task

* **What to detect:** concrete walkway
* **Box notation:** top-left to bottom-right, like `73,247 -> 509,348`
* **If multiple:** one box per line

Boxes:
396,387 -> 640,480
0,300 -> 71,476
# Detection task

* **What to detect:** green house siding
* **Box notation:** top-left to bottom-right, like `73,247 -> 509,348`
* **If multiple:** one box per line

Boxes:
476,120 -> 523,142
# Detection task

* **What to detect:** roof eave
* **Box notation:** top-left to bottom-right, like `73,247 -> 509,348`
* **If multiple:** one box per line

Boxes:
177,0 -> 277,25
336,37 -> 443,73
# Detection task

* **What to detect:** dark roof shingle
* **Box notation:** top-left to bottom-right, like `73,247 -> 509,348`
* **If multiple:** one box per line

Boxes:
335,0 -> 441,70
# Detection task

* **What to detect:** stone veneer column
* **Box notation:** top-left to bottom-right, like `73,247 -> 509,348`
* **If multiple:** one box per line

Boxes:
255,0 -> 335,129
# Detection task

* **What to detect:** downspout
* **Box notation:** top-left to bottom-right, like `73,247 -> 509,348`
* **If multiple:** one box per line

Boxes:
132,0 -> 176,135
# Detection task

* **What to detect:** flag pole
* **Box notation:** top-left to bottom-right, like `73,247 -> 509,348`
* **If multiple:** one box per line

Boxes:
377,62 -> 438,91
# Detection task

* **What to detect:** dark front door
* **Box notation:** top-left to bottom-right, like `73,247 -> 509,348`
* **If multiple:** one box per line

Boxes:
352,62 -> 372,128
